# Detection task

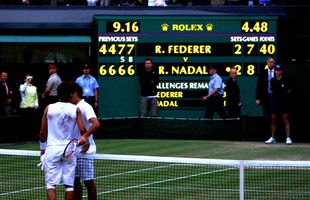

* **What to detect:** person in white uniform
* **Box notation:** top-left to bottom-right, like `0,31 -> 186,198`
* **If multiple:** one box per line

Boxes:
68,82 -> 100,200
39,82 -> 91,200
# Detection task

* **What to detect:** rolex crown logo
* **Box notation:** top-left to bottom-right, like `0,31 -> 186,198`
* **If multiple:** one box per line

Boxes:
206,23 -> 214,32
161,23 -> 169,31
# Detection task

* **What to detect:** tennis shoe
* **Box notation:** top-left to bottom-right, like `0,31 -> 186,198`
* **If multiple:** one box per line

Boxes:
265,137 -> 276,144
286,137 -> 292,145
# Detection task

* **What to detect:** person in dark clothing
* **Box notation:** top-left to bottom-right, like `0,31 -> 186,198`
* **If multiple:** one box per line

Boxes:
225,68 -> 242,118
265,65 -> 293,144
202,66 -> 227,119
138,58 -> 159,117
256,57 -> 276,116
0,71 -> 15,116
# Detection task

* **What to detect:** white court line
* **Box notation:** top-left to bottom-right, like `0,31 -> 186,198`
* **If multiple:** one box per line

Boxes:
0,164 -> 175,197
131,186 -> 310,195
96,167 -> 235,196
82,164 -> 178,198
0,186 -> 45,196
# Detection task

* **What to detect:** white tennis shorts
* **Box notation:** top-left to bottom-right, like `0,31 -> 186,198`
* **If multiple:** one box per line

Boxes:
75,158 -> 94,181
44,146 -> 77,189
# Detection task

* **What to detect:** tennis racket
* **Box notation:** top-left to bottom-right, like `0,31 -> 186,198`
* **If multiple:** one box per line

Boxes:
63,138 -> 80,158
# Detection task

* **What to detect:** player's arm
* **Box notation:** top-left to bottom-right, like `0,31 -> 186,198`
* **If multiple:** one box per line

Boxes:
80,117 -> 100,143
76,107 -> 87,144
39,106 -> 48,155
86,117 -> 100,138
80,117 -> 100,153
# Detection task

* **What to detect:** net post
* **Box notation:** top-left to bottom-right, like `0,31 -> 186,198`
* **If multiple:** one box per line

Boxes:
239,160 -> 244,200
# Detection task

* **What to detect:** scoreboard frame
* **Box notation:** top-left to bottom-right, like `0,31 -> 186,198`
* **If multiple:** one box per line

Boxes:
94,15 -> 278,118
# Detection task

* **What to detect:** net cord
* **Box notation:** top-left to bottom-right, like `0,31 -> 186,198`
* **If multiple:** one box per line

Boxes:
1,149 -> 310,168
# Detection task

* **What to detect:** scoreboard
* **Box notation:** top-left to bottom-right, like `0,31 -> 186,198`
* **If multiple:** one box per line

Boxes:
94,16 -> 278,118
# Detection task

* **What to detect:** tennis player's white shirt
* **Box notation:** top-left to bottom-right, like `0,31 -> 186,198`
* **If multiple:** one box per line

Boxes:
45,102 -> 78,189
74,99 -> 97,158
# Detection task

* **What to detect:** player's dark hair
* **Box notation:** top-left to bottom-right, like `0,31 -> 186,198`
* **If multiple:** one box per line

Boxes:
68,81 -> 83,98
57,82 -> 71,102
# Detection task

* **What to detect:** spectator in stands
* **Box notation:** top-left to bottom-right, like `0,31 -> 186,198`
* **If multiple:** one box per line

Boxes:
259,0 -> 271,5
0,71 -> 15,116
227,0 -> 242,5
192,0 -> 210,5
19,74 -> 39,139
225,68 -> 242,118
134,0 -> 147,5
138,58 -> 159,117
256,57 -> 276,116
148,0 -> 167,6
176,0 -> 192,6
42,64 -> 62,106
75,64 -> 99,113
19,74 -> 39,111
265,65 -> 293,144
202,66 -> 227,119
87,0 -> 98,6
22,0 -> 50,4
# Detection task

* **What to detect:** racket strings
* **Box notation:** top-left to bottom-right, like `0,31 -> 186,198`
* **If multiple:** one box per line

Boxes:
64,140 -> 78,158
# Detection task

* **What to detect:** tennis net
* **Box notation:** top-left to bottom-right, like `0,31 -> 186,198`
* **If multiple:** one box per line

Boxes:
0,149 -> 309,200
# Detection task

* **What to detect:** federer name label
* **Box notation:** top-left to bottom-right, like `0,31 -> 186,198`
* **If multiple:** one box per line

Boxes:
155,44 -> 212,54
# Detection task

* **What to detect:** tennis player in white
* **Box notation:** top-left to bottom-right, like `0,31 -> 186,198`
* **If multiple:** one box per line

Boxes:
69,82 -> 100,200
39,82 -> 90,200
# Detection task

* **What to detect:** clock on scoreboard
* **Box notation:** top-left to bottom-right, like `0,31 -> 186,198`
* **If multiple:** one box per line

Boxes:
94,15 -> 277,118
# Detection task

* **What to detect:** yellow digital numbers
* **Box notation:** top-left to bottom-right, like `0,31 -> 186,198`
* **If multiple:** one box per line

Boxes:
234,43 -> 275,55
234,44 -> 242,55
99,64 -> 135,76
233,65 -> 242,75
246,65 -> 256,76
109,21 -> 140,33
259,44 -> 275,55
230,64 -> 256,76
99,44 -> 135,55
241,21 -> 268,33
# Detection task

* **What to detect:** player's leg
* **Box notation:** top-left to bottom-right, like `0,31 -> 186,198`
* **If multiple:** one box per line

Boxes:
45,146 -> 62,199
64,185 -> 75,200
81,158 -> 97,200
46,188 -> 56,200
84,180 -> 97,200
74,158 -> 83,200
74,177 -> 83,200
62,155 -> 77,200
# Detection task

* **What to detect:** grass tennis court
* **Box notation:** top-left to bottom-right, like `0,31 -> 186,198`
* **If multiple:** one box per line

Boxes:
2,139 -> 310,160
1,139 -> 310,199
